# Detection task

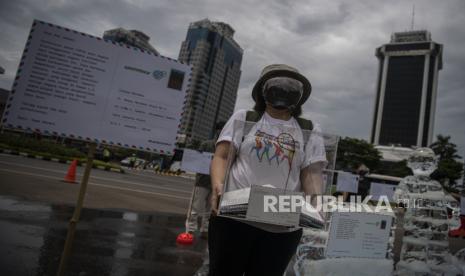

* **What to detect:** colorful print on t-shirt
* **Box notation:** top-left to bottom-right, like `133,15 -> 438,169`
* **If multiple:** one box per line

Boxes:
248,130 -> 300,167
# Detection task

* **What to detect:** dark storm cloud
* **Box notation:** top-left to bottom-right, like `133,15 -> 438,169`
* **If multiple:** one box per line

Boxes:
289,2 -> 351,35
0,0 -> 463,158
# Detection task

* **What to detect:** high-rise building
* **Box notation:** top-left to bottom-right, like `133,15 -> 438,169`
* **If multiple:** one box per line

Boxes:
103,28 -> 159,55
371,30 -> 443,148
178,19 -> 243,140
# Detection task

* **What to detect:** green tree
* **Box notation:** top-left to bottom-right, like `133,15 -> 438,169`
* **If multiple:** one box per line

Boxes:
430,135 -> 461,160
336,137 -> 382,172
430,135 -> 464,186
376,160 -> 411,178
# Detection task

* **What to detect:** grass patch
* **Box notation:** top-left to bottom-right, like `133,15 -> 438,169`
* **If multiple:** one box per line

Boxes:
0,133 -> 85,158
0,134 -> 123,172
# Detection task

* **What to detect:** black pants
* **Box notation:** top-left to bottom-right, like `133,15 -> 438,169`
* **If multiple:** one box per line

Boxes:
208,216 -> 302,276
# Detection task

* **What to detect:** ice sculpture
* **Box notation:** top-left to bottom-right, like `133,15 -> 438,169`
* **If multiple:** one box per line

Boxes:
394,148 -> 463,275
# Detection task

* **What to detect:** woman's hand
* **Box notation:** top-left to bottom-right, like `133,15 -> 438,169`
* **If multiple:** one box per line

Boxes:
210,141 -> 231,215
210,182 -> 224,215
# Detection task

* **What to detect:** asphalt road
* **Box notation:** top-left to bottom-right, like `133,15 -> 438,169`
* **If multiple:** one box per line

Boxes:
0,153 -> 195,214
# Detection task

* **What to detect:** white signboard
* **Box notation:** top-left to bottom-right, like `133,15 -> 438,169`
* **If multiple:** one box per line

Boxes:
370,182 -> 396,202
2,20 -> 191,155
181,149 -> 214,175
336,172 -> 359,193
326,212 -> 392,259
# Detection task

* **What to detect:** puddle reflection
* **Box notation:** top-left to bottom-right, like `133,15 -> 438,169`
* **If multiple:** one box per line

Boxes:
0,196 -> 207,276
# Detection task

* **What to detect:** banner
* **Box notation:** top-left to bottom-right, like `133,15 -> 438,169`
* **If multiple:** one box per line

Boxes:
369,182 -> 396,202
181,149 -> 214,175
2,20 -> 191,155
336,172 -> 359,193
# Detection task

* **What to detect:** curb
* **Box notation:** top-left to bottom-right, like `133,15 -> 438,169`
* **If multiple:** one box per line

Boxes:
0,148 -> 125,174
120,168 -> 189,178
153,170 -> 184,178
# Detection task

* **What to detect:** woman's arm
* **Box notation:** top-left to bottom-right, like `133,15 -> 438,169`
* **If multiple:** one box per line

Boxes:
210,141 -> 231,215
300,162 -> 325,206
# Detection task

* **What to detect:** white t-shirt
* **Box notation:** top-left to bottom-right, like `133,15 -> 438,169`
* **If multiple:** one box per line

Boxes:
217,109 -> 327,232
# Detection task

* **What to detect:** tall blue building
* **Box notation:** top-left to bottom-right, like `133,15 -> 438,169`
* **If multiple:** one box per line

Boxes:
178,19 -> 243,141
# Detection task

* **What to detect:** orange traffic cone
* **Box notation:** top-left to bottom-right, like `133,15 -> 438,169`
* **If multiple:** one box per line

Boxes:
63,160 -> 78,184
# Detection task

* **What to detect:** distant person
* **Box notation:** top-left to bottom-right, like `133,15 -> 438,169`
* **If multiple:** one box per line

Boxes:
129,154 -> 136,169
209,64 -> 327,276
356,164 -> 371,198
136,159 -> 146,171
186,122 -> 225,238
103,148 -> 111,163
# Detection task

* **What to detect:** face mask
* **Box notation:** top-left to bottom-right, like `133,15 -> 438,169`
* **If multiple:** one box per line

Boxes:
262,77 -> 303,110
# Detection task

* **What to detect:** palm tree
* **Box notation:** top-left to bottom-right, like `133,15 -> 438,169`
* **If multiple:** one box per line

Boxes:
430,135 -> 461,160
429,134 -> 463,186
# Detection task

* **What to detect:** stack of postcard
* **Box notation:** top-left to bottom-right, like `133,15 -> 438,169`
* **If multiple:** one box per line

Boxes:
219,187 -> 325,229
300,202 -> 325,229
219,187 -> 250,218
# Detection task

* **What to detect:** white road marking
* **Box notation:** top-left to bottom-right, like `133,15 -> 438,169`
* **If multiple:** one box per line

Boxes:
0,160 -> 192,194
0,155 -> 194,186
0,168 -> 191,200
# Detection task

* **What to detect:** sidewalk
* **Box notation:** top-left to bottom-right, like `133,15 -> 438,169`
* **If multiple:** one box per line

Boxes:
0,195 -> 207,276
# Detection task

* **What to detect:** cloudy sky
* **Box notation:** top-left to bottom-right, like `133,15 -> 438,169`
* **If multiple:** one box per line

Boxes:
0,0 -> 464,159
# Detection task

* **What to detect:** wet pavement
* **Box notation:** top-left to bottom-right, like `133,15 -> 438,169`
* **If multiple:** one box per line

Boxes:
0,196 -> 207,276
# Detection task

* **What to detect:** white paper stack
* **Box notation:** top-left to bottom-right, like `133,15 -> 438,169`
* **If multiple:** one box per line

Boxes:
300,202 -> 325,229
219,188 -> 250,217
219,187 -> 325,228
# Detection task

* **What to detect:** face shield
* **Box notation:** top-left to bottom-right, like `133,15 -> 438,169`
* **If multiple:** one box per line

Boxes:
262,77 -> 303,110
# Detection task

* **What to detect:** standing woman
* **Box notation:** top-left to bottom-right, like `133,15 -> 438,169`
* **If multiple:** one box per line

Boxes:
209,64 -> 327,276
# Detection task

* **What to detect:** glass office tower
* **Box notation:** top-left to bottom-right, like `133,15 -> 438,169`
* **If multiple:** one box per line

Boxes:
178,19 -> 243,141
